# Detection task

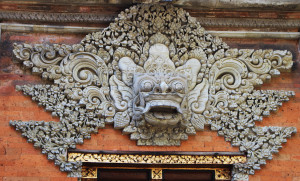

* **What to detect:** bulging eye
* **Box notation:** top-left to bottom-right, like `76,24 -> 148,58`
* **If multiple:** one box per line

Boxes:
141,81 -> 154,92
173,82 -> 185,93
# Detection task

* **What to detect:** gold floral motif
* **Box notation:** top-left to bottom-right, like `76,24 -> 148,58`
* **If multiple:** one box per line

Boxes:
82,167 -> 97,178
151,168 -> 163,179
68,152 -> 246,165
216,168 -> 231,180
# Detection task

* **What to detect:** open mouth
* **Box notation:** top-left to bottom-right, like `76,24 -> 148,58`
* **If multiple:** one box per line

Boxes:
144,108 -> 182,125
142,100 -> 182,115
141,100 -> 183,125
149,106 -> 179,120
143,100 -> 182,121
149,106 -> 178,114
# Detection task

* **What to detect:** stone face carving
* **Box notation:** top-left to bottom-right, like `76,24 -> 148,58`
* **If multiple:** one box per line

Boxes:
11,4 -> 296,180
116,43 -> 207,143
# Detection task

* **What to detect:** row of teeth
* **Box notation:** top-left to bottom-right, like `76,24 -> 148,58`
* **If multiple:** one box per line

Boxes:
143,100 -> 182,114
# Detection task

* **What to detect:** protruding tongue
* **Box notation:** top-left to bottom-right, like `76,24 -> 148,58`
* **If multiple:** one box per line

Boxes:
153,112 -> 173,119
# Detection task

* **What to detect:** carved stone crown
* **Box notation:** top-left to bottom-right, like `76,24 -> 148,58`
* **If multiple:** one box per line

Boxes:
11,4 -> 296,180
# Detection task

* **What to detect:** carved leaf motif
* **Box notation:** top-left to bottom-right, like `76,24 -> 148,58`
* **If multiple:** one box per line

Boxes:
13,43 -> 32,61
97,48 -> 111,63
109,75 -> 134,112
242,49 -> 272,74
79,86 -> 111,112
190,114 -> 206,131
169,43 -> 176,58
114,111 -> 130,129
65,88 -> 83,100
61,53 -> 108,86
143,44 -> 175,74
176,58 -> 201,90
188,78 -> 209,114
188,48 -> 207,61
118,57 -> 145,86
32,44 -> 65,68
210,58 -> 250,92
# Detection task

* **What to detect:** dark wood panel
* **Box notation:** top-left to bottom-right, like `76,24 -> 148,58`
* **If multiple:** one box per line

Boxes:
68,149 -> 245,156
163,170 -> 215,181
97,168 -> 151,181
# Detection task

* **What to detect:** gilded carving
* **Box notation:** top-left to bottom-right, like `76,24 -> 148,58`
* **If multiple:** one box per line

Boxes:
11,4 -> 296,180
216,168 -> 231,180
151,169 -> 162,180
68,153 -> 247,165
82,167 -> 97,178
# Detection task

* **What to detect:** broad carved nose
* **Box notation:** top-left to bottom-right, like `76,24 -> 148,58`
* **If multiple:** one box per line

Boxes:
160,81 -> 169,93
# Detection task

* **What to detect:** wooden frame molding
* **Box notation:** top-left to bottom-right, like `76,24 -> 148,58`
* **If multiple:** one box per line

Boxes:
0,11 -> 300,29
68,150 -> 246,180
1,23 -> 300,39
81,166 -> 232,180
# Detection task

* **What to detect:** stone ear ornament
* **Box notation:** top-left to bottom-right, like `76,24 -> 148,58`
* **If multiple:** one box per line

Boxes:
11,4 -> 296,180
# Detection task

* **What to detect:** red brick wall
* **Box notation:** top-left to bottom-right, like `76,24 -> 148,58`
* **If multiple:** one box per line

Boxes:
0,31 -> 299,181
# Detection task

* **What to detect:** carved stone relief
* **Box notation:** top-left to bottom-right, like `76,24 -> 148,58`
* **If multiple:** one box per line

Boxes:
2,10 -> 300,29
11,4 -> 296,180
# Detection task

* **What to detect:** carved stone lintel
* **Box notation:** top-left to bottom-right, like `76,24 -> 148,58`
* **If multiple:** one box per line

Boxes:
1,11 -> 300,29
197,17 -> 300,29
0,11 -> 114,23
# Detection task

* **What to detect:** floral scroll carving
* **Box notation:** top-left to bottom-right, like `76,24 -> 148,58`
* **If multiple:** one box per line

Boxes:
11,4 -> 296,180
